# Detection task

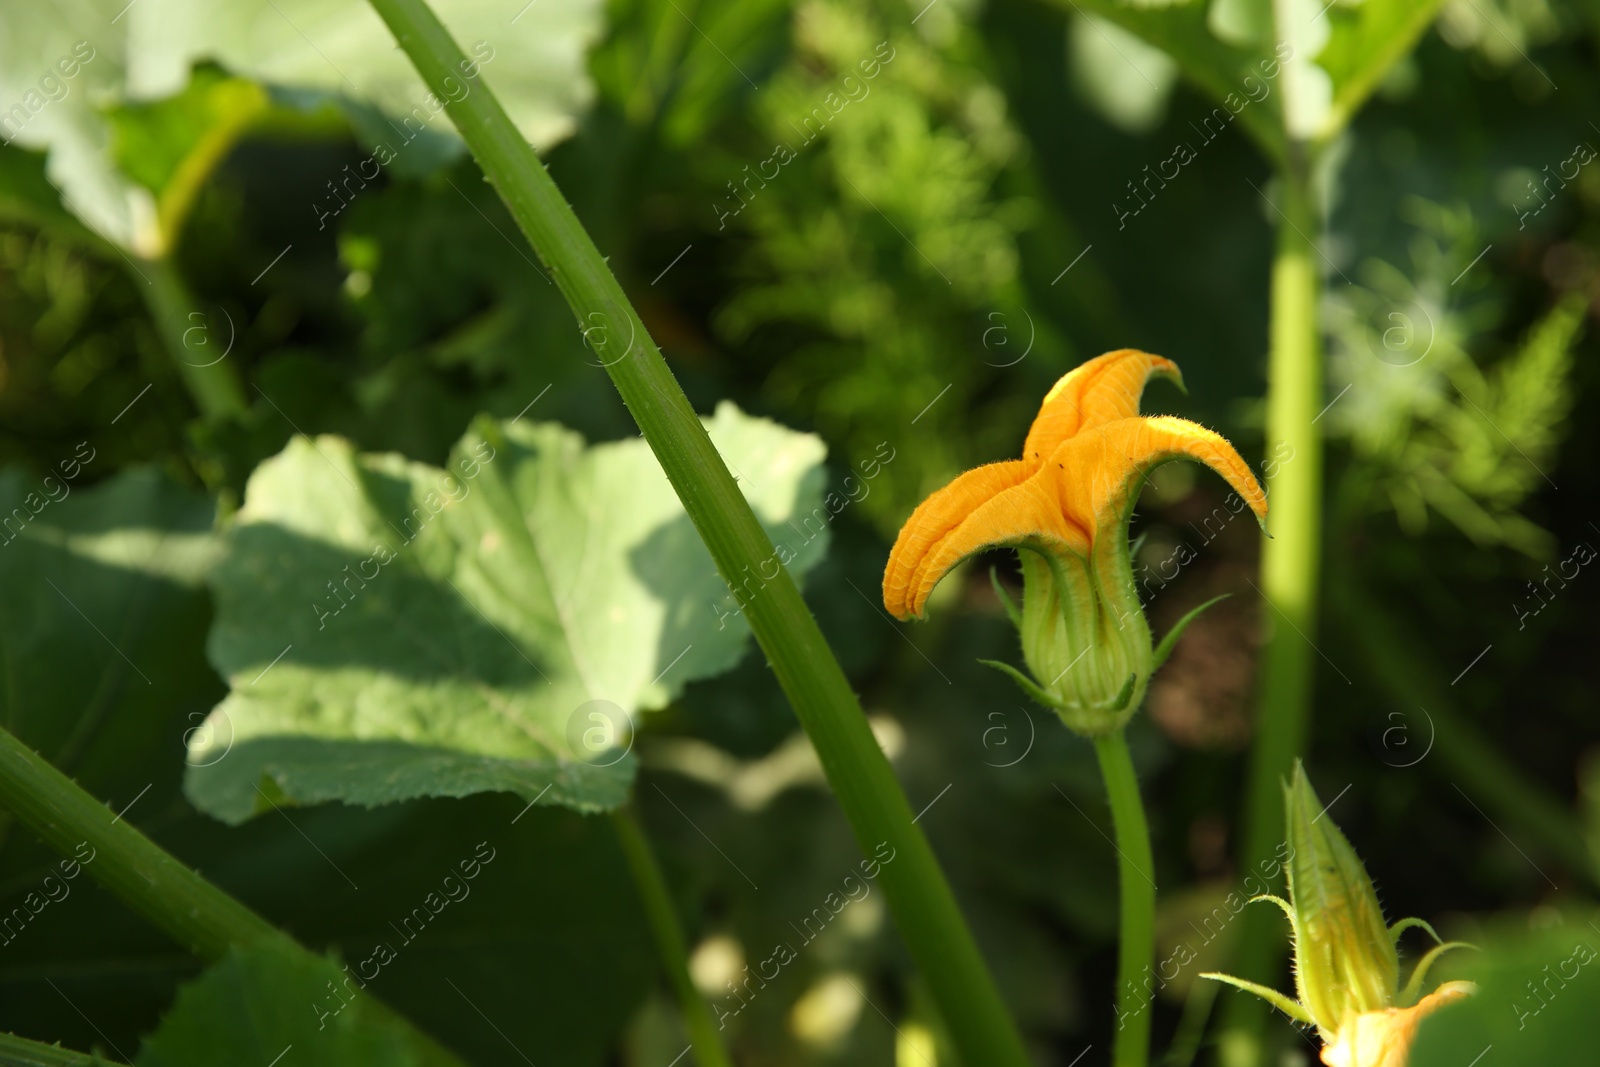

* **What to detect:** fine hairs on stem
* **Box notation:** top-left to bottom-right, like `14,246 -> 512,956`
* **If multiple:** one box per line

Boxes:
360,0 -> 1031,1062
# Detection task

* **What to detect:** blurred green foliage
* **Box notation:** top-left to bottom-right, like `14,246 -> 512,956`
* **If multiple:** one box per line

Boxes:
0,0 -> 1597,1061
1327,199 -> 1587,555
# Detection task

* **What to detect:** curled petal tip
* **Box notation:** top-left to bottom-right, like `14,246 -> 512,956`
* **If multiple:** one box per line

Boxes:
1025,349 -> 1187,462
882,460 -> 1037,620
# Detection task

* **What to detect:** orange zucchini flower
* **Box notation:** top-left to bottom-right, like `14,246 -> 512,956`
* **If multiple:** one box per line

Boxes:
882,349 -> 1268,734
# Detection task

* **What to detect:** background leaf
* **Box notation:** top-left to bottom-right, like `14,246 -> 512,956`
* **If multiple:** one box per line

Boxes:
135,944 -> 424,1067
0,0 -> 601,250
134,0 -> 602,149
185,403 -> 829,823
0,467 -> 654,1062
0,462 -> 217,792
1315,0 -> 1453,140
1408,912 -> 1600,1067
1059,0 -> 1453,150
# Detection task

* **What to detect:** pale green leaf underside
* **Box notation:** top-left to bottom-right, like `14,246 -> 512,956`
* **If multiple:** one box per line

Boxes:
0,0 -> 599,249
132,0 -> 602,147
186,403 -> 828,823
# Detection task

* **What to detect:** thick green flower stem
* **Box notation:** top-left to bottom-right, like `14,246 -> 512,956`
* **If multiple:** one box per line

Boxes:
612,807 -> 734,1067
1094,731 -> 1157,1067
1220,156 -> 1324,1065
141,255 -> 249,422
362,2 -> 1033,1064
0,726 -> 468,1067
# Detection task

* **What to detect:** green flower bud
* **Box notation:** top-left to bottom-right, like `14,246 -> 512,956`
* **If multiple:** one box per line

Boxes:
1018,541 -> 1149,736
1201,761 -> 1476,1064
1285,761 -> 1400,1035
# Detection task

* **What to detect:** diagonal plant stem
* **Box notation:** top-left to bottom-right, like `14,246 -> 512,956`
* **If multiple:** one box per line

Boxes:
142,255 -> 249,423
361,1 -> 1033,1062
612,807 -> 733,1067
138,80 -> 263,425
0,1030 -> 125,1067
0,726 -> 469,1067
1094,730 -> 1157,1067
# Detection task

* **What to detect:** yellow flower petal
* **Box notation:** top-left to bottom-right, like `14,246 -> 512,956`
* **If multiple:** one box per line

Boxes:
1045,415 -> 1268,546
889,467 -> 1092,620
883,460 -> 1032,619
1319,982 -> 1475,1067
1021,349 -> 1183,468
880,351 -> 1267,628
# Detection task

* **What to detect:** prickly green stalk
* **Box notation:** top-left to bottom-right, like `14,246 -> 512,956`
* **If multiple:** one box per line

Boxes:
361,1 -> 1033,1062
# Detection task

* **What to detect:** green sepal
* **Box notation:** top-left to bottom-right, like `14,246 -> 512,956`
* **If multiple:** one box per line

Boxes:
977,659 -> 1063,710
1250,893 -> 1298,929
1399,940 -> 1476,1007
1199,972 -> 1316,1026
1389,916 -> 1444,946
1152,593 -> 1231,671
989,566 -> 1023,632
1100,672 -> 1138,713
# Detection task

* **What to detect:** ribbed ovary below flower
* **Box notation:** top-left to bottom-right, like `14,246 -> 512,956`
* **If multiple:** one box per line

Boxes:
881,348 -> 1268,735
1202,762 -> 1475,1067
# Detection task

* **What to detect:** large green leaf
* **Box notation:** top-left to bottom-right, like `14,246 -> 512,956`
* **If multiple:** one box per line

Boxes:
1408,913 -> 1600,1067
0,465 -> 659,1061
135,945 -> 423,1067
186,403 -> 828,823
136,0 -> 602,148
0,462 -> 218,786
0,464 -> 224,1051
0,0 -> 600,251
